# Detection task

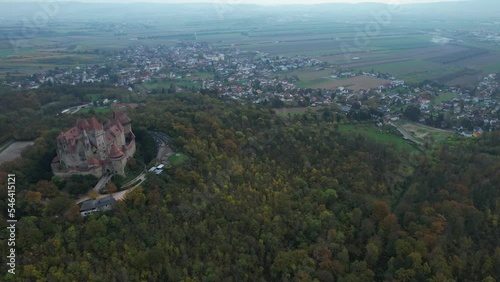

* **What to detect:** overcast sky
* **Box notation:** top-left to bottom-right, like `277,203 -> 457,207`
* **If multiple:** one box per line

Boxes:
0,0 -> 468,4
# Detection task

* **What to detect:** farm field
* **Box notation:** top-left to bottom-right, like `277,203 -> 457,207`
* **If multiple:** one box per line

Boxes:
315,76 -> 391,91
0,51 -> 104,78
280,68 -> 334,87
360,60 -> 463,85
482,62 -> 500,73
435,68 -> 484,86
188,72 -> 213,79
316,43 -> 498,86
356,60 -> 439,74
0,5 -> 499,87
282,68 -> 391,90
434,92 -> 457,104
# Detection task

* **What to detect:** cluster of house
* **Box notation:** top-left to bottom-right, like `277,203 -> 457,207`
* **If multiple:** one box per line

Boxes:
3,41 -> 499,135
258,71 -> 499,135
340,73 -> 499,134
469,30 -> 500,43
3,42 -> 325,92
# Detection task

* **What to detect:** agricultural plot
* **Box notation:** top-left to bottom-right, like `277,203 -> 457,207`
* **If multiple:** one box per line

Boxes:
282,68 -> 391,90
358,60 -> 442,74
280,68 -> 334,87
426,48 -> 488,64
435,68 -> 483,86
355,60 -> 461,84
316,42 -> 498,87
233,39 -> 346,57
188,72 -> 213,79
0,9 -> 498,88
434,92 -> 457,104
316,76 -> 391,91
0,51 -> 103,75
482,62 -> 500,73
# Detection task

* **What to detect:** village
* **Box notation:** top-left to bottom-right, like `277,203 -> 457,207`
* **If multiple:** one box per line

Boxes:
3,42 -> 499,136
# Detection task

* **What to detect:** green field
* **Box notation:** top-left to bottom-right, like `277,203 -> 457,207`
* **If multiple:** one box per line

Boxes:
0,6 -> 498,87
0,51 -> 104,77
279,68 -> 334,87
357,60 -> 463,84
168,153 -> 189,166
482,63 -> 500,73
434,92 -> 457,104
189,72 -> 213,79
356,60 -> 438,74
338,124 -> 419,153
86,94 -> 101,101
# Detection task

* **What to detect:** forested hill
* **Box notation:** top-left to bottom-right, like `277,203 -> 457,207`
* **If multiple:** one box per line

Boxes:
0,92 -> 499,281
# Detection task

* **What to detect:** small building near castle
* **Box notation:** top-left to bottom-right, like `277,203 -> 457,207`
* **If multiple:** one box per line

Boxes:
79,196 -> 116,216
51,111 -> 136,178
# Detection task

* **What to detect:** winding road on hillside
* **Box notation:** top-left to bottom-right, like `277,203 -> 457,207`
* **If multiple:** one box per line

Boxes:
76,172 -> 147,204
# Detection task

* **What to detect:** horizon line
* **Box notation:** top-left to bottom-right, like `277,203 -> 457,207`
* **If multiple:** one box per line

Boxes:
0,0 -> 471,5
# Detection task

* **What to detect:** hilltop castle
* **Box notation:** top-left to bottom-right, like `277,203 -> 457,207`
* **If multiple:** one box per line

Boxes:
51,111 -> 136,178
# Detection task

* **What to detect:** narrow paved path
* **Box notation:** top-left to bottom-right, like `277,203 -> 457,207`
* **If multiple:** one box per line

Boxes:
112,174 -> 147,201
76,172 -> 147,204
93,174 -> 113,193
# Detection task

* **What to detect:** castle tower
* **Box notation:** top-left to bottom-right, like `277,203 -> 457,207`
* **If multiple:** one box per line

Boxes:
109,143 -> 126,176
91,117 -> 107,160
113,111 -> 132,134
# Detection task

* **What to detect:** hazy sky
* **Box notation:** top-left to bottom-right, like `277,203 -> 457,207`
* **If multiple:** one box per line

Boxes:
0,0 -> 467,4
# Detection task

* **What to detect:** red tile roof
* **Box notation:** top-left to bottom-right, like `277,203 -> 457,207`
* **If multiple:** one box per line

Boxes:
109,143 -> 124,159
57,126 -> 81,142
113,110 -> 131,125
76,119 -> 90,130
109,125 -> 122,138
90,117 -> 102,131
87,158 -> 101,166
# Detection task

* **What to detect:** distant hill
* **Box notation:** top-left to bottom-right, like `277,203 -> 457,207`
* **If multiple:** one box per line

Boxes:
0,1 -> 498,21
